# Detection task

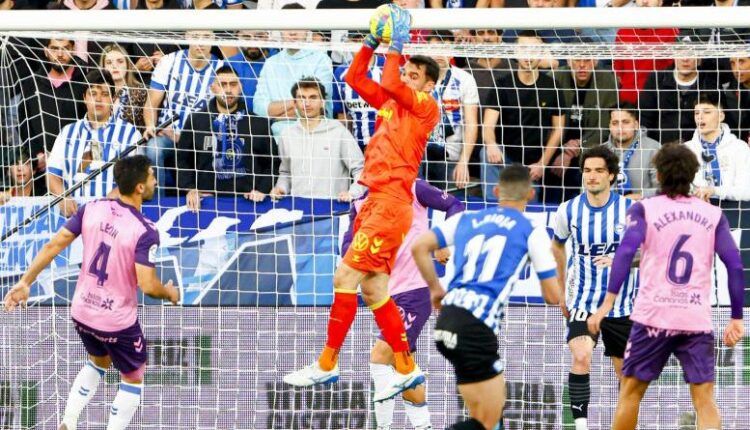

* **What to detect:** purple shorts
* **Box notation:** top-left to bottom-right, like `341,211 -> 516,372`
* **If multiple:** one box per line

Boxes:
73,319 -> 148,374
622,322 -> 715,384
378,287 -> 432,352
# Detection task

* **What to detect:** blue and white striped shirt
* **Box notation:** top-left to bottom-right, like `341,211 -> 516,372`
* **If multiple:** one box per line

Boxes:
433,207 -> 557,334
47,115 -> 142,197
553,192 -> 638,317
150,49 -> 223,133
332,57 -> 383,150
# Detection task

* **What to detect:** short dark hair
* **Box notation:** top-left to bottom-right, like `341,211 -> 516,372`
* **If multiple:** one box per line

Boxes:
215,64 -> 237,76
579,145 -> 620,185
407,55 -> 440,84
426,30 -> 454,43
694,92 -> 723,109
84,69 -> 115,99
291,76 -> 326,98
497,164 -> 531,201
281,2 -> 304,8
652,143 -> 699,198
114,155 -> 152,195
612,102 -> 640,122
517,30 -> 541,40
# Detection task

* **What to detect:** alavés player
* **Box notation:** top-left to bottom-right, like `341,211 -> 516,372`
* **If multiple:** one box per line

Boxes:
3,155 -> 179,430
589,143 -> 745,430
551,146 -> 638,430
342,179 -> 464,430
412,165 -> 563,430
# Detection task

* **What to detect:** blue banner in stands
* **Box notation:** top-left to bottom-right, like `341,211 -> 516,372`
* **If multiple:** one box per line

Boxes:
0,196 -> 746,307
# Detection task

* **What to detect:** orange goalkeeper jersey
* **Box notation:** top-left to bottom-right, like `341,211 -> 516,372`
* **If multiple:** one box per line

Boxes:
345,47 -> 439,203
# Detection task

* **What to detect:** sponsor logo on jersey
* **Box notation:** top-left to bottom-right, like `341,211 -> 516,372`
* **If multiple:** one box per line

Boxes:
377,108 -> 394,121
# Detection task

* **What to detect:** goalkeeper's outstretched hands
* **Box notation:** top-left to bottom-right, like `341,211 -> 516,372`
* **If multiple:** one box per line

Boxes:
389,4 -> 411,53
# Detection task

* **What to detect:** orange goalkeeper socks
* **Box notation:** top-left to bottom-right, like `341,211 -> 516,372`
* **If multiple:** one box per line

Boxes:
319,289 -> 358,371
371,297 -> 414,374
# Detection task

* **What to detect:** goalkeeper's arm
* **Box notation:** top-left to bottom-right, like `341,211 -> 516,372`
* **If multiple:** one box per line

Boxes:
344,44 -> 389,110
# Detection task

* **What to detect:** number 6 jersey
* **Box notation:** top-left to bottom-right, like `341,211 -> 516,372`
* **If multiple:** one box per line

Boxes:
432,206 -> 557,334
609,195 -> 743,332
64,199 -> 160,332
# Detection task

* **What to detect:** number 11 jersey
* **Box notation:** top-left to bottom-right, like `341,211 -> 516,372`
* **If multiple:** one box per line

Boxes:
64,199 -> 160,332
432,206 -> 557,334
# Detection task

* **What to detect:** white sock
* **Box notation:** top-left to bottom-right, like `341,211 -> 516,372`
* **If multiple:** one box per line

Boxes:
404,400 -> 432,429
61,361 -> 106,429
105,382 -> 142,430
370,363 -> 395,430
574,417 -> 588,430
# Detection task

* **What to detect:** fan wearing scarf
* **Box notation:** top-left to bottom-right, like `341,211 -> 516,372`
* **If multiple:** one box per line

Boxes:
176,65 -> 276,211
685,93 -> 750,202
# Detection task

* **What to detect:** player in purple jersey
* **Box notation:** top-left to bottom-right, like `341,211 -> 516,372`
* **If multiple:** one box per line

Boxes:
588,144 -> 745,430
341,179 -> 464,430
3,155 -> 179,430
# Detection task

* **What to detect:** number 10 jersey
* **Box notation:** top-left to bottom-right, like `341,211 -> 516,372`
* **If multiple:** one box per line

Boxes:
64,199 -> 160,332
432,206 -> 557,334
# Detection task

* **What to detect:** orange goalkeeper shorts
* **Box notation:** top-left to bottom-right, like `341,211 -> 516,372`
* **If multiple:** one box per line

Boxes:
342,196 -> 412,275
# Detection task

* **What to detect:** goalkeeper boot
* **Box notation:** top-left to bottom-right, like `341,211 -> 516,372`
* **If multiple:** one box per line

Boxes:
372,364 -> 424,402
283,362 -> 339,386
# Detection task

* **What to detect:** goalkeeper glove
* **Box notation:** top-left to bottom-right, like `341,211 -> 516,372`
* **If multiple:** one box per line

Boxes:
364,33 -> 380,50
389,4 -> 412,53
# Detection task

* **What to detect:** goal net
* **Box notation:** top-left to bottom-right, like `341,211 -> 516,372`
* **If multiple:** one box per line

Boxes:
0,7 -> 749,429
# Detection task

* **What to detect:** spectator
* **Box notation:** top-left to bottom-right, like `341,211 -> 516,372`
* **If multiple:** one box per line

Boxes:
253,4 -> 333,136
687,94 -> 750,202
47,70 -> 142,217
603,104 -> 660,199
723,54 -> 750,143
144,30 -> 223,191
224,30 -> 272,118
640,54 -> 718,143
425,31 -> 480,190
47,0 -> 114,63
177,66 -> 276,211
18,38 -> 87,172
482,31 -> 565,202
548,54 -> 618,201
466,29 -> 510,105
332,32 -> 382,151
613,0 -> 678,105
0,149 -> 46,205
576,0 -> 634,44
129,0 -> 181,83
270,78 -> 364,201
100,44 -> 148,129
429,0 -> 502,9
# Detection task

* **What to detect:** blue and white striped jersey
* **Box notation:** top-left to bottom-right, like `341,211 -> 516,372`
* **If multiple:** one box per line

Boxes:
150,49 -> 223,133
429,66 -> 480,161
332,57 -> 384,150
433,207 -> 557,334
553,192 -> 638,317
47,115 -> 142,198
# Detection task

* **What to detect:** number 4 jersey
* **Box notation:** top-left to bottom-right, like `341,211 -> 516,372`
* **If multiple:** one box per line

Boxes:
64,199 -> 160,332
432,206 -> 557,334
610,195 -> 740,332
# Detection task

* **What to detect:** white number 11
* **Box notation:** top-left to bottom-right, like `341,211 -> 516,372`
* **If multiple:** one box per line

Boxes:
461,234 -> 507,283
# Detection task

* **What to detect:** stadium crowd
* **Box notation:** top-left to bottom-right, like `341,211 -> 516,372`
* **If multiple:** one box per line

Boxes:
1,0 -> 750,212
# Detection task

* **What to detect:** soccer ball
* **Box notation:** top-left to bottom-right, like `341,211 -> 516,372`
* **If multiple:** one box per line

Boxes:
369,4 -> 395,44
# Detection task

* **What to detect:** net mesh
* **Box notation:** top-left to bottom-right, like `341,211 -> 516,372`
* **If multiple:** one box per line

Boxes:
0,23 -> 749,430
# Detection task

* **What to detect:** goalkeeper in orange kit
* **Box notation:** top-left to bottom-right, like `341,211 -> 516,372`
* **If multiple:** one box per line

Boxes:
283,3 -> 440,402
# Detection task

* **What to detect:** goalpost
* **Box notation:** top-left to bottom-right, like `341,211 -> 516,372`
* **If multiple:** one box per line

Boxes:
0,7 -> 748,429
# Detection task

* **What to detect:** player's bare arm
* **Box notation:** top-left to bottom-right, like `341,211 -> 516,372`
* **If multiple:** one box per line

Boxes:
3,228 -> 77,311
135,263 -> 179,305
551,240 -> 569,319
411,231 -> 443,309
